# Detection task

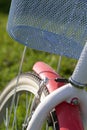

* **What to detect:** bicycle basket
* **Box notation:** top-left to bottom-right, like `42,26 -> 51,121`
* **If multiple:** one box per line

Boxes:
7,0 -> 87,59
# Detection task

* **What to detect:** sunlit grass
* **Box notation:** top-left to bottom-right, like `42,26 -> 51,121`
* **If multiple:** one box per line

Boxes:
0,13 -> 77,92
0,13 -> 79,130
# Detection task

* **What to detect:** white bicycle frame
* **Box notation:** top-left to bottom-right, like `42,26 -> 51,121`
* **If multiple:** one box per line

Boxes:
27,41 -> 87,130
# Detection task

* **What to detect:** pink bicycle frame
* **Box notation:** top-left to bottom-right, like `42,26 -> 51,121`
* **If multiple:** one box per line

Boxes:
33,61 -> 83,130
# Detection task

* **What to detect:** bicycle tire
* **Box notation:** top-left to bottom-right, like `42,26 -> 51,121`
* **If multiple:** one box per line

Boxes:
0,72 -> 57,130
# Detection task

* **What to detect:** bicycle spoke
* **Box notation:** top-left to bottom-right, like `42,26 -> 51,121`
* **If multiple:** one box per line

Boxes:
12,94 -> 19,129
0,72 -> 55,130
22,93 -> 33,129
6,107 -> 9,130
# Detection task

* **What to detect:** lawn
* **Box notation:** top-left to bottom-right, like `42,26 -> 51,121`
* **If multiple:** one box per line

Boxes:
0,13 -> 77,92
0,13 -> 78,130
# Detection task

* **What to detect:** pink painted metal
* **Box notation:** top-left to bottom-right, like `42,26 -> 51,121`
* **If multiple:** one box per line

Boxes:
33,61 -> 84,130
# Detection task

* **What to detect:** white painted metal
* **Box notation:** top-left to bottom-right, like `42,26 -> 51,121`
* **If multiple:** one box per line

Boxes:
26,42 -> 87,130
27,83 -> 77,130
71,42 -> 87,85
27,82 -> 87,130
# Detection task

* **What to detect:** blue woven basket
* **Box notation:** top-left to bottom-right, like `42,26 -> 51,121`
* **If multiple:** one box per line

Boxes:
7,0 -> 87,59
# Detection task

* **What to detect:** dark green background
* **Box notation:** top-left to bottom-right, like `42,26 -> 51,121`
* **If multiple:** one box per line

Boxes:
0,0 -> 11,13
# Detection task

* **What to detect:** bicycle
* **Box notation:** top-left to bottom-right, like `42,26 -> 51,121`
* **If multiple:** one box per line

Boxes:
0,0 -> 87,130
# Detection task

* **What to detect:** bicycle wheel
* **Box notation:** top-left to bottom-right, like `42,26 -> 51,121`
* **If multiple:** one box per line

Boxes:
0,72 -> 58,130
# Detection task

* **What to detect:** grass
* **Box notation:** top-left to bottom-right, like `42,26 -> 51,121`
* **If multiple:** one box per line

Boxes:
0,13 -> 77,91
0,13 -> 81,130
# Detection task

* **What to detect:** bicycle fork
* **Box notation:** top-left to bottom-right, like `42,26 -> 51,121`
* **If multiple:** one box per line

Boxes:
27,42 -> 87,130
